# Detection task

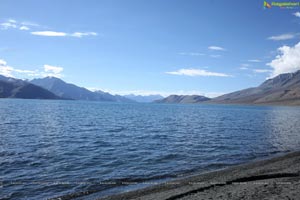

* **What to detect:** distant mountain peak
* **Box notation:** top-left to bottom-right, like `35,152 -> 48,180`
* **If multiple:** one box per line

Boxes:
260,70 -> 300,88
155,95 -> 210,104
0,75 -> 61,99
30,77 -> 133,102
33,76 -> 65,83
123,94 -> 164,102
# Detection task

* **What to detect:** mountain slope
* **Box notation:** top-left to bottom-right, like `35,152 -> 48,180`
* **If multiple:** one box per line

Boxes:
94,91 -> 135,103
30,77 -> 133,102
211,70 -> 300,105
123,94 -> 164,103
0,75 -> 61,99
155,95 -> 211,104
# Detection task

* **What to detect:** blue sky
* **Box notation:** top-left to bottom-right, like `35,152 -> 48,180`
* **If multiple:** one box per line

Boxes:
1,0 -> 300,97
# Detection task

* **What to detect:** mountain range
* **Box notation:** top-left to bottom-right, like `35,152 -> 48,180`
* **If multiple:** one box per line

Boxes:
1,70 -> 300,105
155,95 -> 210,104
0,75 -> 133,102
210,70 -> 300,105
30,77 -> 133,102
0,75 -> 61,99
123,94 -> 164,102
156,70 -> 300,105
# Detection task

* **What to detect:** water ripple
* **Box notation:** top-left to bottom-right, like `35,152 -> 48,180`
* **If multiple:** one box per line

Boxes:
1,99 -> 300,199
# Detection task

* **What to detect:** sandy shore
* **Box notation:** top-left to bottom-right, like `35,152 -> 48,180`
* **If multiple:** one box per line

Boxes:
96,151 -> 300,200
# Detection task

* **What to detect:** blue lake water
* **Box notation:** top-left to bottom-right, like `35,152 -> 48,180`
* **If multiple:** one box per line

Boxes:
1,99 -> 300,199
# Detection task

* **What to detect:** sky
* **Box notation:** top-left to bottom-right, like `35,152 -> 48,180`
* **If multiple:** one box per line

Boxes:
0,0 -> 300,97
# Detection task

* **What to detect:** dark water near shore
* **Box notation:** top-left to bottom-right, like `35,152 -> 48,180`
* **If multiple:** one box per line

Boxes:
1,99 -> 300,199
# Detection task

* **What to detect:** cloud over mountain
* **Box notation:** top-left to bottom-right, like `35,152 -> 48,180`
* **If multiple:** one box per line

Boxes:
0,59 -> 64,78
267,42 -> 300,77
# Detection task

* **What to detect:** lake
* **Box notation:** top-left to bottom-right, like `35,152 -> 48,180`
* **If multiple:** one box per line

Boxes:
1,99 -> 300,199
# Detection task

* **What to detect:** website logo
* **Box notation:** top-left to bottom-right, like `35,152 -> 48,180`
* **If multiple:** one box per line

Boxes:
264,1 -> 300,9
264,1 -> 272,8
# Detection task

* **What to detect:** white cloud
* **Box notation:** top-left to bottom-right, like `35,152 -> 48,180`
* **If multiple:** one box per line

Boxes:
0,59 -> 64,78
0,19 -> 37,30
28,65 -> 64,78
267,42 -> 300,77
293,12 -> 300,17
0,22 -> 17,29
31,31 -> 67,37
240,67 -> 248,70
21,21 -> 39,27
178,52 -> 205,56
13,69 -> 38,75
0,19 -> 97,38
7,19 -> 16,23
0,59 -> 41,77
248,59 -> 261,62
0,59 -> 17,77
31,31 -> 98,38
70,32 -> 97,38
253,69 -> 272,73
166,68 -> 231,77
42,64 -> 64,78
19,26 -> 30,31
0,59 -> 7,66
44,64 -> 63,74
0,59 -> 12,77
208,46 -> 226,51
268,33 -> 296,41
0,64 -> 14,77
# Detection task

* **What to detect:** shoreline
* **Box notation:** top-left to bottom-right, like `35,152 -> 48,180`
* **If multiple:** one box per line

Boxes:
93,151 -> 300,200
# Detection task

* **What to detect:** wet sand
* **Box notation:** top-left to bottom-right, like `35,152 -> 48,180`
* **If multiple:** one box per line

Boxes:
97,151 -> 300,200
